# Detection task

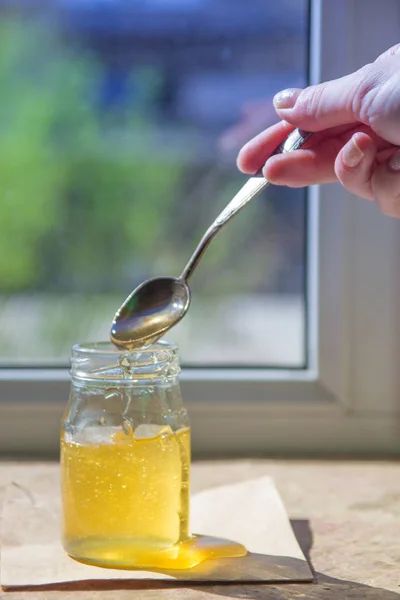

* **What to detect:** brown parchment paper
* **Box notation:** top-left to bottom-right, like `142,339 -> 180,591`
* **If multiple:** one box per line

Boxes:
0,475 -> 312,589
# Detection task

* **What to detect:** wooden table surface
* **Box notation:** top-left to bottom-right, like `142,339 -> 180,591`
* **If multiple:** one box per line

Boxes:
1,459 -> 400,599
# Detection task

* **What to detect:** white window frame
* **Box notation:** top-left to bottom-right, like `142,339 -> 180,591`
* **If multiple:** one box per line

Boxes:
1,0 -> 400,457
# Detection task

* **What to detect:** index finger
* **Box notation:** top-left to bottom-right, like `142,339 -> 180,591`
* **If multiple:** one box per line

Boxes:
237,120 -> 295,174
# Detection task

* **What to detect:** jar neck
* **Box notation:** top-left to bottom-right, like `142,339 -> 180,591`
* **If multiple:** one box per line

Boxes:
70,341 -> 180,385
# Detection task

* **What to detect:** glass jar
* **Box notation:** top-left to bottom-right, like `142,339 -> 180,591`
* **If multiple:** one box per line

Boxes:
60,340 -> 190,569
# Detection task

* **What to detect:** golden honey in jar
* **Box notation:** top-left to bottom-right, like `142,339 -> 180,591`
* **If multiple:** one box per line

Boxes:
61,341 -> 247,570
61,341 -> 191,568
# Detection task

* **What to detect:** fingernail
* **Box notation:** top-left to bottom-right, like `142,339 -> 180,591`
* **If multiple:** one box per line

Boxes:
273,88 -> 302,110
343,138 -> 364,168
389,149 -> 400,171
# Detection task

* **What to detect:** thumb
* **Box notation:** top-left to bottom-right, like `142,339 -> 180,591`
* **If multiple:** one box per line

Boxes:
273,44 -> 400,135
272,68 -> 369,132
272,58 -> 400,136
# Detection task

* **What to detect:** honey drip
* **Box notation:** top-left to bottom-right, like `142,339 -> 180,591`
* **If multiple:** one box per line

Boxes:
61,427 -> 246,569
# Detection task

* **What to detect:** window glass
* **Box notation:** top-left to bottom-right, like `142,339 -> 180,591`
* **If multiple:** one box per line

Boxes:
0,0 -> 308,367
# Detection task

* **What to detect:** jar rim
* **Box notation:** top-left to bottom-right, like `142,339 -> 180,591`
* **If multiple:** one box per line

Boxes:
70,340 -> 180,383
72,340 -> 178,356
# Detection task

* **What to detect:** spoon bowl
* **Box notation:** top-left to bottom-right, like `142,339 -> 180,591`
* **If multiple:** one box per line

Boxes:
110,277 -> 190,350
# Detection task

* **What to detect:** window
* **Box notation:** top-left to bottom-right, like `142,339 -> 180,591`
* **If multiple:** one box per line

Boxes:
0,0 -> 308,368
1,0 -> 400,457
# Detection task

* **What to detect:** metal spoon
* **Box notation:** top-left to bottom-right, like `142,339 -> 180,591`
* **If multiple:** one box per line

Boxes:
110,128 -> 312,350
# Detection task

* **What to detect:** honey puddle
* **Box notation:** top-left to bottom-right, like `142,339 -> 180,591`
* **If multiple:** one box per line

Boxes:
61,426 -> 246,569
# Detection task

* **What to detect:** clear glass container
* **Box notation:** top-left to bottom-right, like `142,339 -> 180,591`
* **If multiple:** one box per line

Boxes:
60,340 -> 190,569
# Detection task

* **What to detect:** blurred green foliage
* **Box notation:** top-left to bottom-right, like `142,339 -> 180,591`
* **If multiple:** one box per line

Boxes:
0,17 -> 278,298
0,19 -> 186,292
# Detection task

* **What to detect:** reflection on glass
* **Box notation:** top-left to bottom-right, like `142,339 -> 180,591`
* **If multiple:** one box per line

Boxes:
0,0 -> 308,367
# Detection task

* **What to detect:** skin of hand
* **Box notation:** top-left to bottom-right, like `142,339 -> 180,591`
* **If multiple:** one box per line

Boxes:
237,44 -> 400,218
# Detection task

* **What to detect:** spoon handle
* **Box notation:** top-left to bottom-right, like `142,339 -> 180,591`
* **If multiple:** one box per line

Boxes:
180,128 -> 312,282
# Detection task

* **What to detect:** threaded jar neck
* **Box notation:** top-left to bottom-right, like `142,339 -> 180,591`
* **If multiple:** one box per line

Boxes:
70,341 -> 180,384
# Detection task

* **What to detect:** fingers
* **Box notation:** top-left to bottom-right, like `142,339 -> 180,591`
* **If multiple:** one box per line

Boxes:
335,132 -> 400,216
334,133 -> 377,201
262,148 -> 337,187
371,150 -> 400,217
237,119 -> 357,177
237,120 -> 295,174
260,127 -> 366,187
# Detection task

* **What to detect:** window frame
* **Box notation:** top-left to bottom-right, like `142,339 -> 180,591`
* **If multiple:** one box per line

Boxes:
1,0 -> 400,457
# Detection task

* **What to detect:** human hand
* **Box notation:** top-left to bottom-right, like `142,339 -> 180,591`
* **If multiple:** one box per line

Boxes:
237,44 -> 400,217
